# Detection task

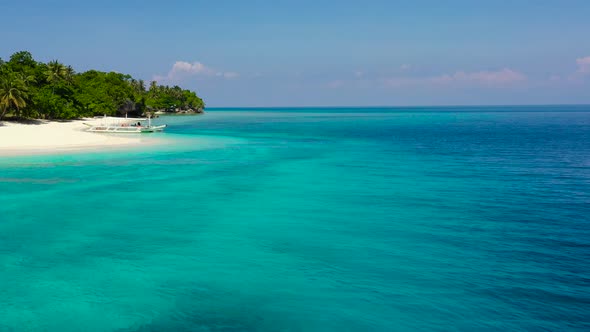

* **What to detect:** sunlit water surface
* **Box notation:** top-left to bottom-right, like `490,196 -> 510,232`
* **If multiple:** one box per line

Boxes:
1,106 -> 589,331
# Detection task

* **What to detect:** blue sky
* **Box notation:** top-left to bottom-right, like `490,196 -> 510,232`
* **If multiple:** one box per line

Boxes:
1,0 -> 589,106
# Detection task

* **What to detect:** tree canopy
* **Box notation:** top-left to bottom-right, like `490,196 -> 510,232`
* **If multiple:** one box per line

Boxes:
0,51 -> 205,120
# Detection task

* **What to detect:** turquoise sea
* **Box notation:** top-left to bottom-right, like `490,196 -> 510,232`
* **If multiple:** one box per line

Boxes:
1,106 -> 589,331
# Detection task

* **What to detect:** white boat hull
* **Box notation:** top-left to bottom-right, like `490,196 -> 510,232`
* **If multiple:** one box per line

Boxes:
84,124 -> 167,133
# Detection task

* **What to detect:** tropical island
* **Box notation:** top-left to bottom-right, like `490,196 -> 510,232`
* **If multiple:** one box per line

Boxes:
0,51 -> 205,154
0,51 -> 205,121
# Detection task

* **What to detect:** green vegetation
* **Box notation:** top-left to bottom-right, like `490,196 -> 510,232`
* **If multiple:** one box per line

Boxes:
0,51 -> 205,120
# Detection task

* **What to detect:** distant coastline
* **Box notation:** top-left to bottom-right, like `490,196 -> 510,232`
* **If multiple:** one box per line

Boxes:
0,51 -> 203,155
0,51 -> 205,122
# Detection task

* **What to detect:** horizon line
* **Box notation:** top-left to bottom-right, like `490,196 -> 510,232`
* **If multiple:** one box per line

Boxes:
206,103 -> 590,109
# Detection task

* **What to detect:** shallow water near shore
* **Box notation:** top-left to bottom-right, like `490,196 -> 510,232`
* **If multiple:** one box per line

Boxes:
1,106 -> 589,331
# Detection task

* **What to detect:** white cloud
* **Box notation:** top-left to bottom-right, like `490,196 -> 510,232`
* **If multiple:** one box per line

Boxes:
576,56 -> 590,74
330,68 -> 527,89
153,61 -> 238,83
544,56 -> 590,84
327,80 -> 346,88
430,69 -> 526,85
173,61 -> 215,76
222,72 -> 239,79
381,68 -> 526,88
381,77 -> 422,87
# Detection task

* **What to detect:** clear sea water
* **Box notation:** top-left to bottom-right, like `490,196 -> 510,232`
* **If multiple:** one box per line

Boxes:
1,106 -> 589,331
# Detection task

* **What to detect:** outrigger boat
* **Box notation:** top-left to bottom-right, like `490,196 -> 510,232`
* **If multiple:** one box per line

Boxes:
84,115 -> 167,133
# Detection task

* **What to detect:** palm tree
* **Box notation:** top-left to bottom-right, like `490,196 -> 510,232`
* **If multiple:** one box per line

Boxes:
149,80 -> 158,93
130,79 -> 145,96
46,60 -> 67,83
18,73 -> 36,85
45,60 -> 68,94
64,65 -> 75,83
0,75 -> 28,120
171,85 -> 183,100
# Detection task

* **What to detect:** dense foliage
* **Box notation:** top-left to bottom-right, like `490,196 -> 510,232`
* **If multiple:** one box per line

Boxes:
0,51 -> 204,120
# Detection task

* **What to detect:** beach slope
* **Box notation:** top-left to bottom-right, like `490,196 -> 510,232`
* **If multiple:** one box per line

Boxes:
0,118 -> 156,155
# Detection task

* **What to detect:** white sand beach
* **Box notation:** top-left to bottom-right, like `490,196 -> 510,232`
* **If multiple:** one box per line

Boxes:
0,117 -> 158,156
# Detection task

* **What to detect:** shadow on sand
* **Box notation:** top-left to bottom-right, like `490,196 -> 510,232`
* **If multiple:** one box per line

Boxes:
0,118 -> 81,126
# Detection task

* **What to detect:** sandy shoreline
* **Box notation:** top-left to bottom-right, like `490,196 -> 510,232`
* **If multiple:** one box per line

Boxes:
0,117 -> 163,156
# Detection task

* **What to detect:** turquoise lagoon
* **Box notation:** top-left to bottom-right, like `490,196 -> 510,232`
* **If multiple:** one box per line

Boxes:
0,106 -> 589,331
